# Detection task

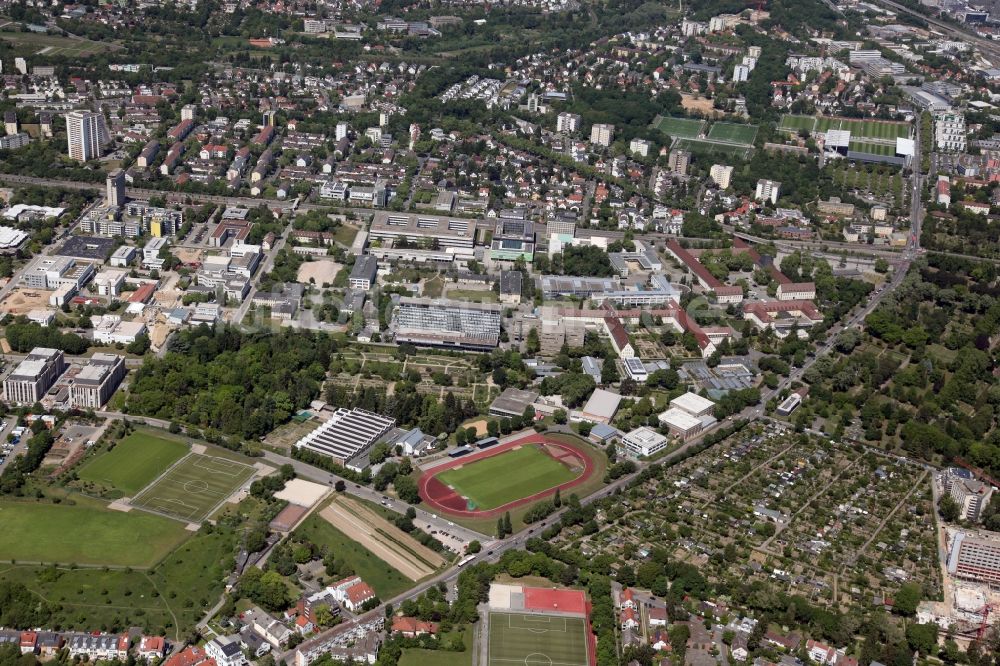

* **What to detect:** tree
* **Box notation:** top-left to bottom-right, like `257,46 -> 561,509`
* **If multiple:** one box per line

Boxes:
906,623 -> 937,656
334,480 -> 346,492
503,512 -> 512,535
467,540 -> 481,554
553,409 -> 568,425
939,495 -> 960,522
126,334 -> 151,355
394,475 -> 420,504
893,583 -> 922,616
554,488 -> 561,508
601,355 -> 620,384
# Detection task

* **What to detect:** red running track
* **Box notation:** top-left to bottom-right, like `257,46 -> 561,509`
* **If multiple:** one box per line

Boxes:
418,433 -> 597,519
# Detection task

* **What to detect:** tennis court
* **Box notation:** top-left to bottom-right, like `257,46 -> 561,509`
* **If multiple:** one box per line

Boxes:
707,122 -> 758,144
489,612 -> 591,666
652,115 -> 705,138
130,453 -> 256,523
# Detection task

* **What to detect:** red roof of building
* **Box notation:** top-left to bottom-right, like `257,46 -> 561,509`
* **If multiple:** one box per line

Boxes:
779,282 -> 815,294
128,283 -> 156,304
392,617 -> 440,635
164,646 -> 210,666
345,581 -> 375,605
139,636 -> 165,653
665,240 -> 723,289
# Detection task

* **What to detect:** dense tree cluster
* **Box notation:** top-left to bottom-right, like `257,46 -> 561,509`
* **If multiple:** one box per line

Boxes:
5,321 -> 89,355
126,325 -> 334,440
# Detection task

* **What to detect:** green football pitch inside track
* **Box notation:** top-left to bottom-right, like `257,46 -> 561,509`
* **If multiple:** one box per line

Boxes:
130,453 -> 256,522
77,432 -> 189,496
488,612 -> 590,666
436,445 -> 578,510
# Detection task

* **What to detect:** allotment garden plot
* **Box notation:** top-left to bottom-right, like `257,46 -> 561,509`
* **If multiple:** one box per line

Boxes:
130,453 -> 256,523
550,423 -> 939,609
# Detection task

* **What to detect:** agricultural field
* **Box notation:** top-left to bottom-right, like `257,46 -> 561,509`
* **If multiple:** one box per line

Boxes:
129,453 -> 257,523
318,495 -> 446,581
0,31 -> 111,57
295,511 -> 415,599
435,445 -> 578,511
0,496 -> 189,566
651,115 -> 706,139
779,114 -> 911,141
77,432 -> 189,497
488,612 -> 591,666
706,121 -> 758,144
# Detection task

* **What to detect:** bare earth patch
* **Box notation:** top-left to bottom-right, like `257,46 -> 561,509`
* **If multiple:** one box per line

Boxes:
681,93 -> 720,117
1,288 -> 54,315
297,259 -> 342,286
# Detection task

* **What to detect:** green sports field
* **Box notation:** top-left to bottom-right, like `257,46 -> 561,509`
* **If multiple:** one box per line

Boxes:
850,140 -> 897,156
436,445 -> 578,511
0,498 -> 189,566
779,114 -> 911,141
672,137 -> 754,160
130,453 -> 256,522
78,432 -> 189,496
652,115 -> 705,138
707,122 -> 758,144
488,612 -> 590,666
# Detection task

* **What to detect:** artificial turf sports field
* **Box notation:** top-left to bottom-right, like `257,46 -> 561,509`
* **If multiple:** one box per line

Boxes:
706,121 -> 758,144
651,115 -> 705,138
77,432 -> 189,496
488,612 -> 591,666
435,445 -> 578,511
130,453 -> 256,522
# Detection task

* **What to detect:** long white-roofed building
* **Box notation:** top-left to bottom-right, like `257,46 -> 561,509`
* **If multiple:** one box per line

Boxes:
295,408 -> 396,470
392,297 -> 501,351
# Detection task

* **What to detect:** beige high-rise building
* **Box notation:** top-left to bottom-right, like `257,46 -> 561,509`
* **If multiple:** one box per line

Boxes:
590,123 -> 614,147
709,164 -> 734,189
66,110 -> 107,162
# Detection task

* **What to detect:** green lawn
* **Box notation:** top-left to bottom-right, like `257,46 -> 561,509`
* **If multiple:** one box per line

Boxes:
0,498 -> 189,566
447,288 -> 499,303
0,523 -> 239,638
0,31 -> 109,56
78,432 -> 189,496
296,513 -> 414,599
147,526 -> 241,633
400,627 -> 473,666
333,224 -> 358,246
436,445 -> 578,511
0,564 -> 177,634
